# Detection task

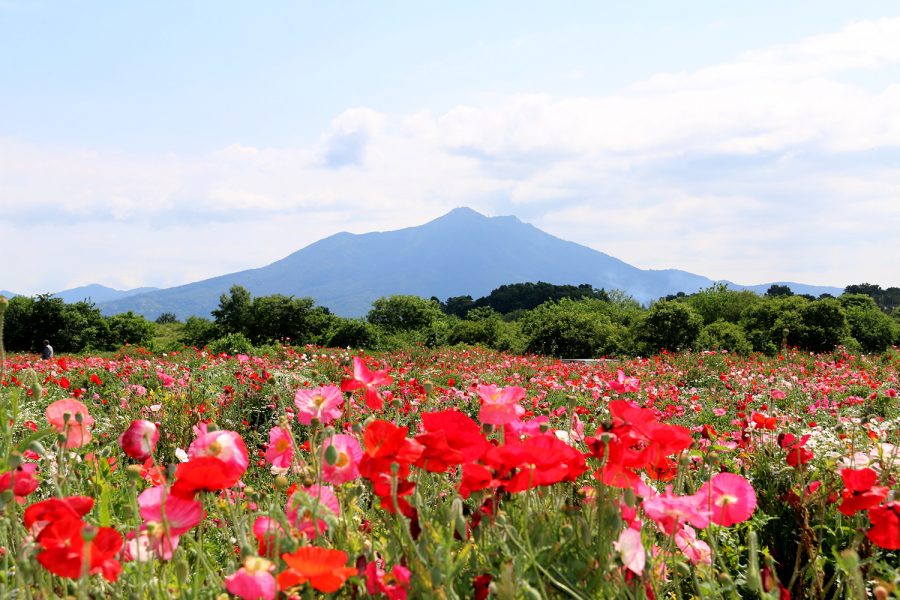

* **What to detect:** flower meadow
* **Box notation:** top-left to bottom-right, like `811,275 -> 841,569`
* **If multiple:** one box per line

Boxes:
0,345 -> 897,599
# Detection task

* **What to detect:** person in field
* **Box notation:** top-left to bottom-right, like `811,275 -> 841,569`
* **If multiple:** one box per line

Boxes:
41,340 -> 53,360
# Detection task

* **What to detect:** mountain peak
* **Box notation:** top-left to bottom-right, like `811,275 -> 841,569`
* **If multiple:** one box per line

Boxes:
436,206 -> 487,221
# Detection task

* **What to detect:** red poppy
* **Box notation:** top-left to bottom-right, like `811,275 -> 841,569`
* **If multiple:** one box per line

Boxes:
24,496 -> 94,530
171,457 -> 244,499
35,518 -> 123,582
838,468 -> 889,516
278,546 -> 356,593
0,464 -> 39,498
866,502 -> 900,550
421,410 -> 491,463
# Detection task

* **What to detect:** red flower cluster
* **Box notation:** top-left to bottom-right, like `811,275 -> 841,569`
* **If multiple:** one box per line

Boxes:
585,400 -> 693,487
24,496 -> 123,582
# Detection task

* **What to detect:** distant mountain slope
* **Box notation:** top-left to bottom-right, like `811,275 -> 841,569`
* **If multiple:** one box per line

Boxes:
53,284 -> 159,304
0,290 -> 20,298
98,207 -> 843,319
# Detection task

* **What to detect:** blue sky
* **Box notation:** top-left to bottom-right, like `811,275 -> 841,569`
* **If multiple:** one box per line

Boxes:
2,1 -> 899,294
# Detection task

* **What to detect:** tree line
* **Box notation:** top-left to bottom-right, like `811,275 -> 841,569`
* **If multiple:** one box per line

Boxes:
2,282 -> 897,358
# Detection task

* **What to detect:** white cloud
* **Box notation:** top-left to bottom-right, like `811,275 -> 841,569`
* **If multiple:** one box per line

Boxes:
4,17 -> 900,294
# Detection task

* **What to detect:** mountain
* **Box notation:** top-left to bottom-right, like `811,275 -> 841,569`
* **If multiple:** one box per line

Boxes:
98,207 -> 843,319
52,284 -> 160,305
0,290 -> 20,298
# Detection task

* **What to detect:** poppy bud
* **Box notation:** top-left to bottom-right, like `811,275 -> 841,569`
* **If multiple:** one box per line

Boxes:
274,475 -> 289,490
81,524 -> 98,542
0,295 -> 7,316
7,451 -> 22,469
324,444 -> 339,466
125,464 -> 143,482
874,586 -> 889,600
423,380 -> 433,396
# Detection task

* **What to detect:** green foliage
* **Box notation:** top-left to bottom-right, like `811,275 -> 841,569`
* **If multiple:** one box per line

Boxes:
686,283 -> 761,325
325,317 -> 380,349
765,284 -> 794,297
106,311 -> 154,347
844,304 -> 895,353
179,316 -> 220,347
696,320 -> 753,355
443,281 -> 610,315
154,312 -> 178,324
521,298 -> 630,358
208,332 -> 255,355
367,295 -> 444,333
797,298 -> 849,352
640,299 -> 703,352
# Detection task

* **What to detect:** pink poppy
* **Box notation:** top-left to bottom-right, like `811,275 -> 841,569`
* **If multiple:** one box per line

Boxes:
321,434 -> 362,485
696,473 -> 757,527
45,398 -> 95,448
253,516 -> 289,557
264,426 -> 294,469
225,556 -> 277,600
477,384 -> 526,426
286,485 -> 340,539
643,487 -> 711,534
187,429 -> 249,480
366,561 -> 412,600
613,528 -> 645,575
340,356 -> 393,410
118,419 -> 159,461
294,385 -> 343,426
675,525 -> 712,565
609,369 -> 640,394
0,463 -> 40,498
137,485 -> 204,559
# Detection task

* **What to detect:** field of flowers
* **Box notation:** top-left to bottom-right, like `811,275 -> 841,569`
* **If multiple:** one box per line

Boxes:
0,344 -> 897,599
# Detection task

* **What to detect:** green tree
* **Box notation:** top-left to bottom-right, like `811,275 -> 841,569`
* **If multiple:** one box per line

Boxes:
246,295 -> 333,345
155,312 -> 178,324
696,320 -> 753,355
107,311 -> 154,347
765,284 -> 793,297
179,316 -> 220,347
640,300 -> 703,352
367,295 -> 444,333
839,295 -> 895,353
521,298 -> 628,358
212,285 -> 253,335
325,318 -> 380,349
687,284 -> 761,325
797,298 -> 849,352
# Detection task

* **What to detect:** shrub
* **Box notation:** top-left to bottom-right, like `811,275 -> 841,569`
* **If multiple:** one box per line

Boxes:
696,320 -> 753,355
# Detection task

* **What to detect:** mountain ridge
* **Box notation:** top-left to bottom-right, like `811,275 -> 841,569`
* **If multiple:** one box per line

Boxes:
94,207 -> 843,319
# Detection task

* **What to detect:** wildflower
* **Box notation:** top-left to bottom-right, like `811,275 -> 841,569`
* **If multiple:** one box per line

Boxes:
320,434 -> 362,485
609,369 -> 640,394
225,556 -> 277,600
643,487 -> 711,534
614,528 -> 645,576
838,468 -> 889,516
45,398 -> 94,448
294,385 -> 343,425
675,525 -> 712,565
187,429 -> 249,479
366,561 -> 411,599
41,522 -> 123,582
264,426 -> 294,469
118,419 -> 159,461
866,502 -> 900,550
341,356 -> 393,410
136,485 -> 204,559
0,463 -> 39,499
278,546 -> 356,593
476,384 -> 526,426
286,485 -> 340,539
696,472 -> 757,527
